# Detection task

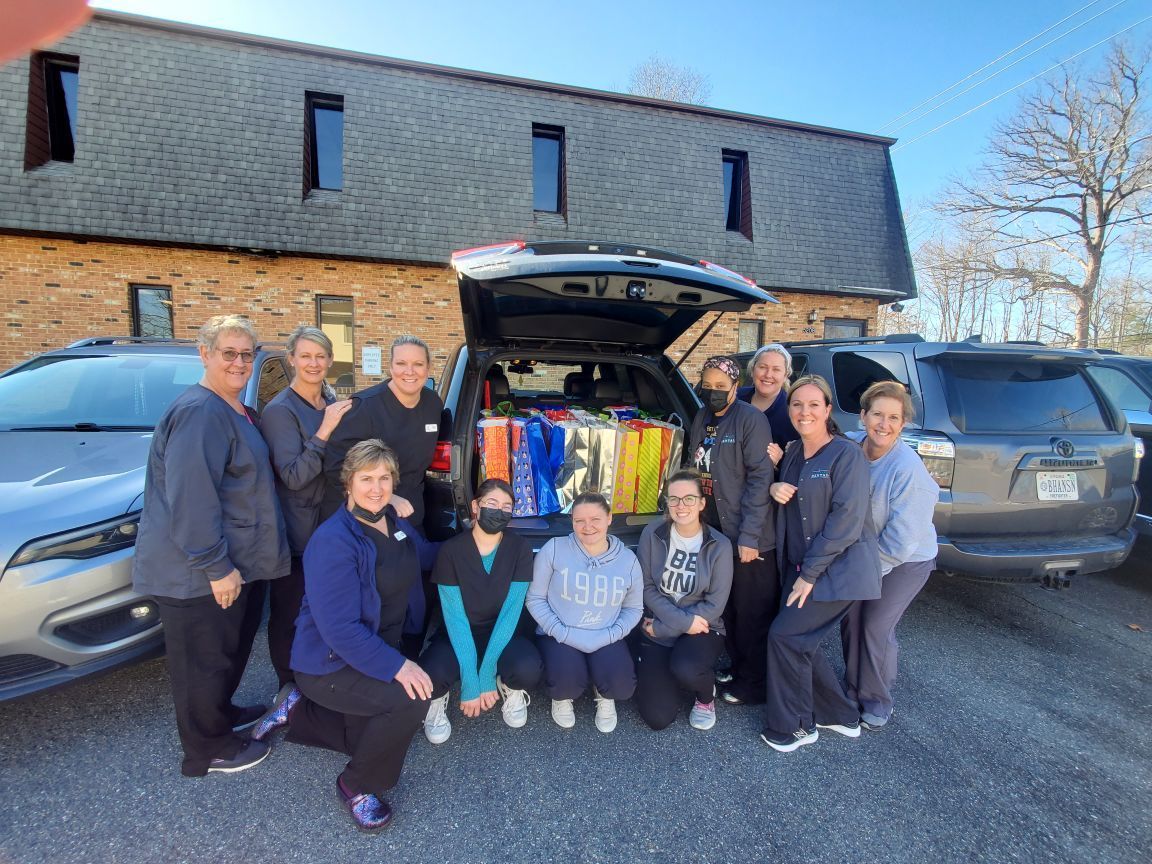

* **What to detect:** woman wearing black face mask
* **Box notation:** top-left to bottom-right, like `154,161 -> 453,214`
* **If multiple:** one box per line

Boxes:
688,355 -> 778,706
417,479 -> 543,743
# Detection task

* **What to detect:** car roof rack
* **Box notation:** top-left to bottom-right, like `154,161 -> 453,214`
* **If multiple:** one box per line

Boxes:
66,336 -> 198,348
782,333 -> 925,348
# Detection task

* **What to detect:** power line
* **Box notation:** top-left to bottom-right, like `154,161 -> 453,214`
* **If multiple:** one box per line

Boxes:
988,212 -> 1149,252
892,13 -> 1152,151
877,0 -> 1111,132
886,0 -> 1130,135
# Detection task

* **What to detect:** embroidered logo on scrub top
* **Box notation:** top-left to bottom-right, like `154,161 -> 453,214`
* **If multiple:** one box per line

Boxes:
808,469 -> 830,480
424,424 -> 438,432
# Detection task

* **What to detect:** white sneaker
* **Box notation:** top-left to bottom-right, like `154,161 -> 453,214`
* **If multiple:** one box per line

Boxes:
593,689 -> 617,733
689,699 -> 716,731
551,698 -> 576,729
497,676 -> 530,728
423,693 -> 452,744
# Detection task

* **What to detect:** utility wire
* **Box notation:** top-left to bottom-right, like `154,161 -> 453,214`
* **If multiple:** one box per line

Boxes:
877,0 -> 1111,132
887,0 -> 1129,135
989,212 -> 1149,252
892,13 -> 1152,151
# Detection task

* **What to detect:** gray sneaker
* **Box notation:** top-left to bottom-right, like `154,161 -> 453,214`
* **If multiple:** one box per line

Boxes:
497,676 -> 530,728
860,711 -> 890,730
423,693 -> 452,744
689,699 -> 716,730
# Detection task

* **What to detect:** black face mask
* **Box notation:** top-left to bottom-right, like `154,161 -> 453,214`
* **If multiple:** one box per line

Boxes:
700,387 -> 731,414
477,506 -> 513,535
351,503 -> 388,523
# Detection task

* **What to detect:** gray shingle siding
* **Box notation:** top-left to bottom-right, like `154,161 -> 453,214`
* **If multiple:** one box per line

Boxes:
0,13 -> 916,299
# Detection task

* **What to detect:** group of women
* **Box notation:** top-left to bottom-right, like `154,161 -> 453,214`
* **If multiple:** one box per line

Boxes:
132,317 -> 938,833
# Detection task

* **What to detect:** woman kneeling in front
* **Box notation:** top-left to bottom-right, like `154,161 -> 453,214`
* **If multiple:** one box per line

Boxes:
251,440 -> 432,832
528,492 -> 643,732
419,479 -> 543,742
635,470 -> 733,731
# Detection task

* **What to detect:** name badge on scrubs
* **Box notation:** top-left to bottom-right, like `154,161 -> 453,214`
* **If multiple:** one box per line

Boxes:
424,424 -> 438,432
394,531 -> 407,542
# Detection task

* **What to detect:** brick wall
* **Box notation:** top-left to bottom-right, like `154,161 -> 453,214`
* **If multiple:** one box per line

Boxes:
0,233 -> 876,381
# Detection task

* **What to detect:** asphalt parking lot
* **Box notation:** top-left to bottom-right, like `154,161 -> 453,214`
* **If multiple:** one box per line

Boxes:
2,555 -> 1150,864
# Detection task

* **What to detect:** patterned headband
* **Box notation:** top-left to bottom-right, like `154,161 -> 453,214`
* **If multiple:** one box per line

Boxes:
702,356 -> 741,383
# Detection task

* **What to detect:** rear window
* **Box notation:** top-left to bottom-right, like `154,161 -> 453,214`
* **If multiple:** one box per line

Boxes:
940,359 -> 1112,433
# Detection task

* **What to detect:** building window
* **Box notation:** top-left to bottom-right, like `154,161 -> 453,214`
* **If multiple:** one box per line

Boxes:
130,285 -> 174,339
738,319 -> 764,354
722,150 -> 752,239
824,318 -> 867,339
305,93 -> 344,192
532,124 -> 565,213
25,53 -> 79,169
316,296 -> 355,390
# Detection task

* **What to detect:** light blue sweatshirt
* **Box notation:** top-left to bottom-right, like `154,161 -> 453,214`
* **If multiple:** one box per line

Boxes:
527,533 -> 643,653
848,432 -> 939,575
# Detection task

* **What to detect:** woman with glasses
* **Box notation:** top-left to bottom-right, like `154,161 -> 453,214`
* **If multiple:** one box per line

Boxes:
762,375 -> 881,753
133,315 -> 290,778
417,479 -> 543,742
528,492 -> 643,733
634,470 -> 733,731
260,325 -> 353,690
688,355 -> 777,707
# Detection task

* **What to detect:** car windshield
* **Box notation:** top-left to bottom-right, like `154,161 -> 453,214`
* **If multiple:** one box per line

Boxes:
941,358 -> 1112,433
0,354 -> 203,430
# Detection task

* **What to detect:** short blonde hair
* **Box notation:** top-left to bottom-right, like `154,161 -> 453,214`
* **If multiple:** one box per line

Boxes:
287,325 -> 334,357
860,380 -> 915,422
341,439 -> 399,490
198,315 -> 257,351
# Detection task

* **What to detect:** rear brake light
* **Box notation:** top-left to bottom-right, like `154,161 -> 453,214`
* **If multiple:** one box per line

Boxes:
450,241 -> 526,263
429,441 -> 452,473
902,431 -> 955,489
698,259 -> 758,288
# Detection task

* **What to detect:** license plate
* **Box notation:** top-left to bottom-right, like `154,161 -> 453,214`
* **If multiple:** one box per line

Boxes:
1037,471 -> 1078,501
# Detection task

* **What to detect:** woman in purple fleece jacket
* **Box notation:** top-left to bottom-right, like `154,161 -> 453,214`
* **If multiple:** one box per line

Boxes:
528,492 -> 644,734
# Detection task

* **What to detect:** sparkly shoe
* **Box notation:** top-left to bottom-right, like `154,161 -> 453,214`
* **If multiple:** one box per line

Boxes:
251,683 -> 301,742
336,778 -> 393,833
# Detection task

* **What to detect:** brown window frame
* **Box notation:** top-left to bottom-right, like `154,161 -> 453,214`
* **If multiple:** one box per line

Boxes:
25,52 -> 79,170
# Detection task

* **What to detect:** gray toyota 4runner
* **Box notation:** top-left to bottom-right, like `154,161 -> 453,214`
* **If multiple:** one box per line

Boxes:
737,336 -> 1140,586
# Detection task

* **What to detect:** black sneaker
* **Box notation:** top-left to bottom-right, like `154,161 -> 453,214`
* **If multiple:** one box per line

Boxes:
715,669 -> 734,685
230,703 -> 268,732
720,689 -> 746,705
760,727 -> 819,752
207,738 -> 270,773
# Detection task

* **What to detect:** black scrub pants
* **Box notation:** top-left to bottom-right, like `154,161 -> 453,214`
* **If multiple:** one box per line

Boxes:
537,635 -> 637,701
419,630 -> 543,700
635,631 -> 724,730
762,593 -> 860,739
722,553 -> 780,703
153,580 -> 268,777
268,555 -> 306,688
291,665 -> 429,797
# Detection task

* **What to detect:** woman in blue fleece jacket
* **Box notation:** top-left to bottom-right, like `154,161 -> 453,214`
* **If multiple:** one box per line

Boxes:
418,479 -> 543,743
250,439 -> 433,833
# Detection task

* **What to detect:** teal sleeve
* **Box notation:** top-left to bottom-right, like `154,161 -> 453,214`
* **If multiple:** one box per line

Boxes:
477,581 -> 529,694
437,585 -> 482,701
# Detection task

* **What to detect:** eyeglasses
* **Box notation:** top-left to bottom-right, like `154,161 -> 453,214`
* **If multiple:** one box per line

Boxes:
216,348 -> 256,364
666,495 -> 700,507
479,498 -> 514,513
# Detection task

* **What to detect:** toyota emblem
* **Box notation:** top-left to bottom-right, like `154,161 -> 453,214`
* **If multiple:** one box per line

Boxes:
1053,439 -> 1076,458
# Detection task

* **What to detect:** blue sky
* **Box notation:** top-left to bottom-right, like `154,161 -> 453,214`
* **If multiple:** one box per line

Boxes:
92,0 -> 1150,242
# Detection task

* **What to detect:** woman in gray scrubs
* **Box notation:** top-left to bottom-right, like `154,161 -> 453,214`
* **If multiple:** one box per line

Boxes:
132,315 -> 289,777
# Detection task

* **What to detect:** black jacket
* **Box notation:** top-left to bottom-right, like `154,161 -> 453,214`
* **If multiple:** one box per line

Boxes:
688,399 -> 775,552
260,387 -> 332,556
774,436 -> 882,602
